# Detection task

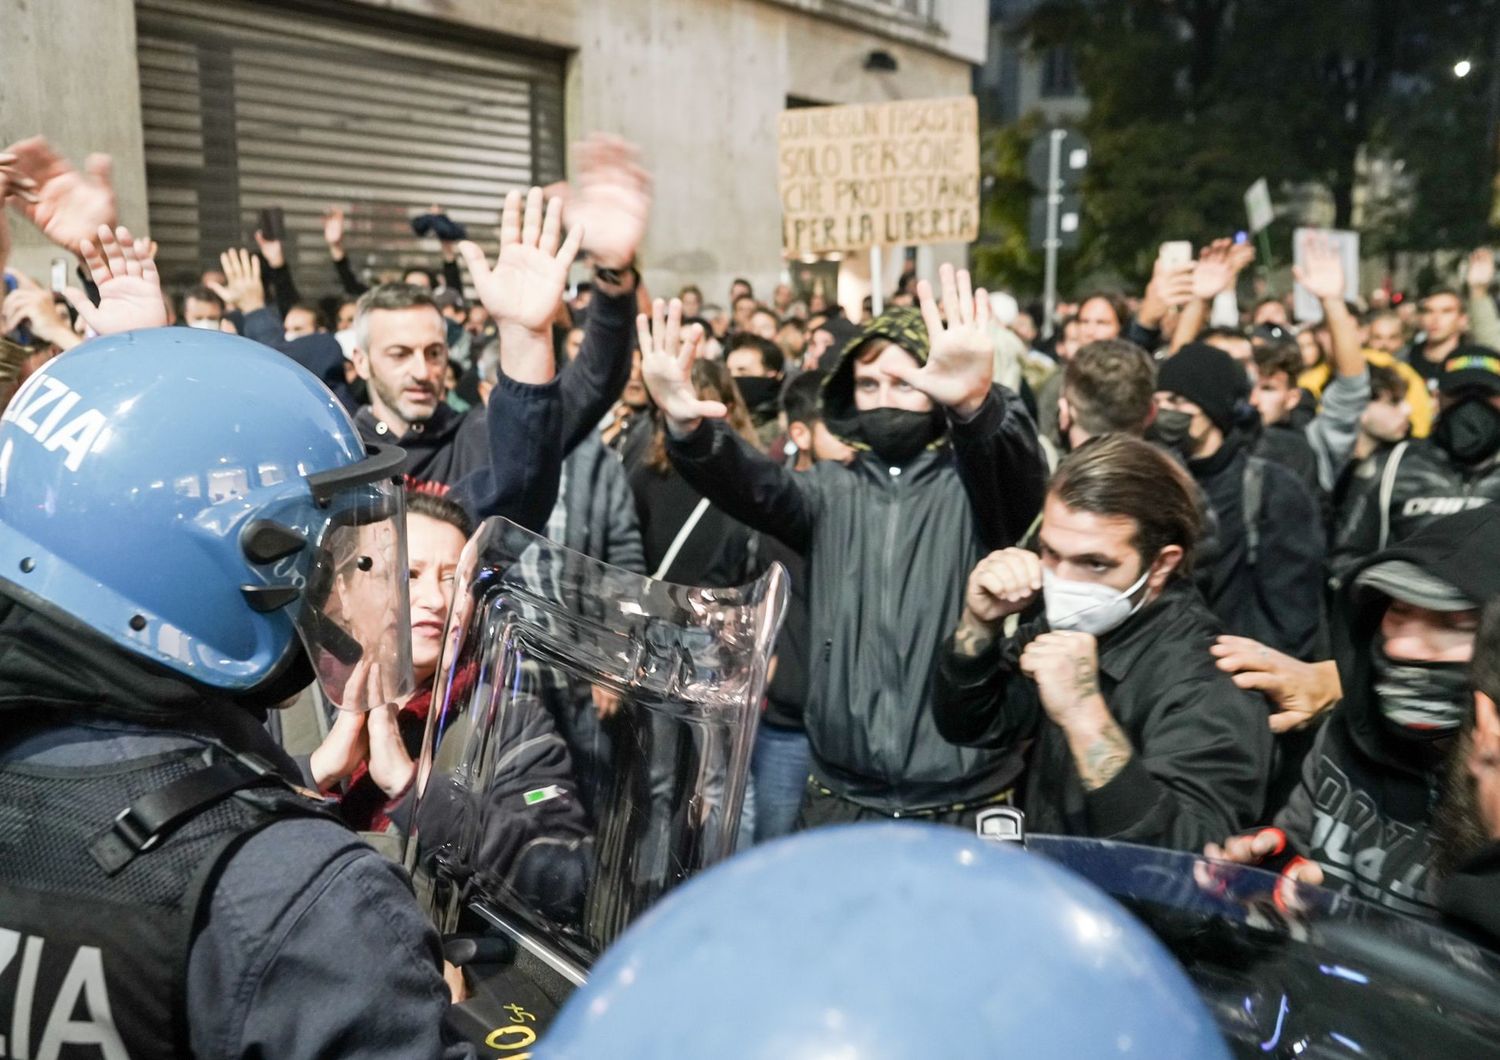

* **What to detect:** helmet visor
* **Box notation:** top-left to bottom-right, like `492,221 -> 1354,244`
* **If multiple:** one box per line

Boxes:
297,476 -> 414,710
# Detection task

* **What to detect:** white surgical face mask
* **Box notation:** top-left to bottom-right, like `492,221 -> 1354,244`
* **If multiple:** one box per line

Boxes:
187,319 -> 222,331
1043,565 -> 1152,637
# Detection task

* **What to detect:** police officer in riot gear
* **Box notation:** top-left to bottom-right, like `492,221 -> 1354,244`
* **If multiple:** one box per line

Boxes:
0,217 -> 569,1057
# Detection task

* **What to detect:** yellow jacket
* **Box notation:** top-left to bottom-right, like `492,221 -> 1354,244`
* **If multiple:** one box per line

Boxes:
1298,348 -> 1432,438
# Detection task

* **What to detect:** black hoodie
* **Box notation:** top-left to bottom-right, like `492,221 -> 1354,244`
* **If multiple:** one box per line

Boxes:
1273,505 -> 1500,918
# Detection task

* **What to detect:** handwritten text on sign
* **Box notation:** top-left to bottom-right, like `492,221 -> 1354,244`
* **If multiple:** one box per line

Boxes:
778,96 -> 980,255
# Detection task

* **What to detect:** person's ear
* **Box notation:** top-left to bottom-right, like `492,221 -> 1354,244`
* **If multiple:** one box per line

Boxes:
1057,395 -> 1072,435
1285,386 -> 1303,412
1147,545 -> 1184,593
478,379 -> 494,406
787,420 -> 814,453
351,347 -> 373,382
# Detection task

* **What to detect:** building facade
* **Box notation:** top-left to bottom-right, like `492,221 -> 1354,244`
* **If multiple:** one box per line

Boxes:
4,0 -> 987,313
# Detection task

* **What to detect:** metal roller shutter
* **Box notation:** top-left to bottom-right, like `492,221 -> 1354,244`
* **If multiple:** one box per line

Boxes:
135,0 -> 567,294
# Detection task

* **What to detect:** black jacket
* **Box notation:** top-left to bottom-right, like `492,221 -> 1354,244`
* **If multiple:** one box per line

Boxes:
1438,841 -> 1500,948
355,288 -> 635,530
0,599 -> 471,1058
1331,437 -> 1500,584
931,579 -> 1272,852
1275,506 -> 1500,917
1189,433 -> 1327,659
629,458 -> 761,588
665,386 -> 1046,812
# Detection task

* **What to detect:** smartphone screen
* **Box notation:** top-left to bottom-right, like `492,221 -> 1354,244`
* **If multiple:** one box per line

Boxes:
258,206 -> 288,243
1159,241 -> 1193,268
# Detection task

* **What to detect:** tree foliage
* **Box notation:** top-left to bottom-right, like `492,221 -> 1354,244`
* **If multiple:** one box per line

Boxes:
977,0 -> 1500,291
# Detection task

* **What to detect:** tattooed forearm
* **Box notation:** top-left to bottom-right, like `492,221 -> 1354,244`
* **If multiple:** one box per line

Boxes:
1071,657 -> 1100,698
1075,717 -> 1133,792
954,613 -> 999,658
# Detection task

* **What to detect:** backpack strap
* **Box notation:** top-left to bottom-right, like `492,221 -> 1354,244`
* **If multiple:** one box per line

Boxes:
1377,440 -> 1409,551
1242,455 -> 1266,568
89,749 -> 330,875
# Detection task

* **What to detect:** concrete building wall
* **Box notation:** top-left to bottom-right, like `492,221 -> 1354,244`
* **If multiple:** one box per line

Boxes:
368,0 -> 984,308
3,0 -> 984,311
1,0 -> 149,281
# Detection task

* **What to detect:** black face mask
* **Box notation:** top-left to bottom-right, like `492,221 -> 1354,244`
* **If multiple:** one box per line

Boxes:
1147,408 -> 1194,456
734,376 -> 782,423
858,407 -> 944,465
1434,396 -> 1500,465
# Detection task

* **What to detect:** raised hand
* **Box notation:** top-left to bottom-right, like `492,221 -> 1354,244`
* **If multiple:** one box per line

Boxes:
254,229 -> 285,269
1468,247 -> 1496,292
207,248 -> 264,312
365,702 -> 416,798
1190,238 -> 1236,301
567,135 -> 652,271
637,296 -> 726,429
1145,256 -> 1196,316
322,206 -> 346,255
1020,630 -> 1102,725
1293,231 -> 1347,304
0,152 -> 40,275
2,137 -> 117,254
459,187 -> 582,334
2,272 -> 81,351
62,224 -> 167,336
884,262 -> 993,419
0,152 -> 39,206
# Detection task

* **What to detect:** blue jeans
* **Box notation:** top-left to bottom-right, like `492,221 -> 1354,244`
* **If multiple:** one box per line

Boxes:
750,722 -> 812,843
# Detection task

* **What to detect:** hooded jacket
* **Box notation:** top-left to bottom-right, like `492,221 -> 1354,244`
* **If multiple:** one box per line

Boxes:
666,308 -> 1048,812
1330,435 -> 1500,585
1274,505 -> 1500,918
0,599 -> 473,1058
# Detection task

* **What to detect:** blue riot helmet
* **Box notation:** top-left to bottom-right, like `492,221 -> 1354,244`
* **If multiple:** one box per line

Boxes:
0,327 -> 413,708
540,823 -> 1229,1059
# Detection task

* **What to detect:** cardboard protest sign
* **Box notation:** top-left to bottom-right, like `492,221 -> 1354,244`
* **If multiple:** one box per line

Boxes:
778,96 -> 980,256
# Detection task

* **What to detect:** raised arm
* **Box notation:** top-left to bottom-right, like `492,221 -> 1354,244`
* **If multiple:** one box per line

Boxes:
323,207 -> 368,297
62,224 -> 167,335
888,263 -> 1046,550
641,297 -> 820,553
2,137 -> 117,258
1466,247 -> 1500,349
556,136 -> 653,451
931,548 -> 1047,749
0,149 -> 41,274
254,228 -> 302,316
1171,239 -> 1254,353
447,187 -> 580,526
1295,231 -> 1361,379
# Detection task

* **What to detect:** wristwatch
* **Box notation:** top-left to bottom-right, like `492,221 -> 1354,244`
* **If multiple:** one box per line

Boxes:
593,261 -> 638,289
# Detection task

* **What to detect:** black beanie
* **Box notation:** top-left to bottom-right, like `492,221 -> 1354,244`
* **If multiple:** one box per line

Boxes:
1156,342 -> 1249,435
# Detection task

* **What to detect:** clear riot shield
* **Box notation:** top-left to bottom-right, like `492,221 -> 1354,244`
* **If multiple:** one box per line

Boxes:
404,517 -> 788,973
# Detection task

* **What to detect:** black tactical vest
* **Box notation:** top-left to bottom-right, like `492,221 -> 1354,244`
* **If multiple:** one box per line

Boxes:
0,744 -> 332,1058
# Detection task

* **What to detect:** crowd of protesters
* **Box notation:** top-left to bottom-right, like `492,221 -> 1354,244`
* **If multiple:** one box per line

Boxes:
8,125 -> 1500,1022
